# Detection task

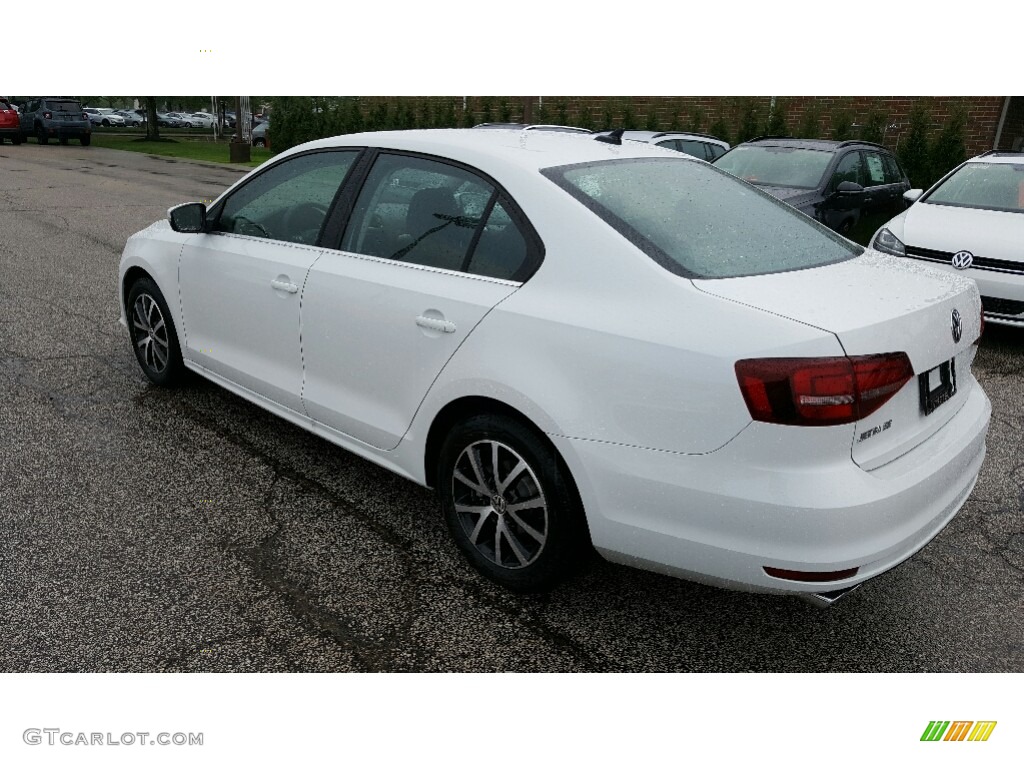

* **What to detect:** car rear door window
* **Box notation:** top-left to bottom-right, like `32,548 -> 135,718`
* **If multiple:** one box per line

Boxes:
861,151 -> 888,188
342,154 -> 492,272
215,150 -> 358,245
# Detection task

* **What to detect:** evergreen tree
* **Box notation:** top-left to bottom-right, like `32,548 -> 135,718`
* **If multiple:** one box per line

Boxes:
644,105 -> 659,131
859,111 -> 887,144
797,101 -> 821,139
929,110 -> 967,185
765,98 -> 787,135
831,109 -> 853,141
577,103 -> 595,131
734,97 -> 761,143
688,107 -> 704,133
708,117 -> 730,145
898,104 -> 931,188
555,99 -> 570,126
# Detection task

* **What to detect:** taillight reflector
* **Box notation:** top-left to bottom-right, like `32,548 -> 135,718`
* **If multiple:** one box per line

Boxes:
735,353 -> 913,427
764,566 -> 859,582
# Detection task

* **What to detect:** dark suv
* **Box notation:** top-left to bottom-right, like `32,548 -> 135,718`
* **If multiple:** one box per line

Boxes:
713,137 -> 910,238
19,97 -> 92,145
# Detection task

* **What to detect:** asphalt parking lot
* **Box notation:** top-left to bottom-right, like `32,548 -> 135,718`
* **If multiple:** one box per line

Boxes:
1,142 -> 1022,673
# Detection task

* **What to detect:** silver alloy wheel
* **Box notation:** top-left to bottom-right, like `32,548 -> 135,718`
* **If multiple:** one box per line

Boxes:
451,440 -> 549,569
132,294 -> 170,374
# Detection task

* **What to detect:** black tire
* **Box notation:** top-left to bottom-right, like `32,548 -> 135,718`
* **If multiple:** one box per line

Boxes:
126,277 -> 186,387
437,414 -> 589,592
0,136 -> 4,144
59,136 -> 69,145
11,134 -> 21,145
36,125 -> 48,144
80,135 -> 91,146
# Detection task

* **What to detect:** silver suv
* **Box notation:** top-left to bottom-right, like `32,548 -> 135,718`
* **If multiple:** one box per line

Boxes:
621,130 -> 730,161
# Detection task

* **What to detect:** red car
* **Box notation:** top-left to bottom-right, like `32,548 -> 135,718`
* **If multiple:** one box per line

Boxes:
0,98 -> 22,144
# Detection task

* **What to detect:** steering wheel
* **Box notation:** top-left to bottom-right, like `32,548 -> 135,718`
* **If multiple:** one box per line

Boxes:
282,202 -> 329,244
233,215 -> 271,239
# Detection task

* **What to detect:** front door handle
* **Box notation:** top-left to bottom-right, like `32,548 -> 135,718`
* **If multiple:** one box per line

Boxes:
416,315 -> 456,334
271,278 -> 298,294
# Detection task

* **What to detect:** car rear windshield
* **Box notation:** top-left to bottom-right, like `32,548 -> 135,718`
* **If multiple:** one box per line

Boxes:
44,100 -> 82,112
713,145 -> 834,189
543,157 -> 861,279
923,162 -> 1024,213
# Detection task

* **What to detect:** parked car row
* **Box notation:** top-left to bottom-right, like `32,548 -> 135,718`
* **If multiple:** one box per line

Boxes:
118,127 -> 991,604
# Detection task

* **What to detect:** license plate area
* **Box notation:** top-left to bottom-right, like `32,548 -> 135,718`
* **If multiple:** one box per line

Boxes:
919,358 -> 957,415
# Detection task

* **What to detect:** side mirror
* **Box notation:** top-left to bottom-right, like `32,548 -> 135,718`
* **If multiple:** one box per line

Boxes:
168,202 -> 208,233
903,189 -> 923,204
835,180 -> 865,195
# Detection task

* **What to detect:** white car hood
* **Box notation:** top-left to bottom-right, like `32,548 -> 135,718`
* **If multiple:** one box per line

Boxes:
902,202 -> 1024,264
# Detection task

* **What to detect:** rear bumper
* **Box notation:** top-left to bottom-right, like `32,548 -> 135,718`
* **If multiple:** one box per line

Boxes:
553,383 -> 990,596
42,122 -> 91,136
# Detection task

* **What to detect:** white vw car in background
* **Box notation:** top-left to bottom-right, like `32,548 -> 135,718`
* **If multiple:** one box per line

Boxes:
118,129 -> 990,604
873,150 -> 1024,326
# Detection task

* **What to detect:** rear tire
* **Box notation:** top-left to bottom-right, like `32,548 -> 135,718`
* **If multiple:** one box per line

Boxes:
36,125 -> 48,144
80,135 -> 91,146
11,134 -> 21,145
437,414 -> 589,592
126,277 -> 186,387
59,137 -> 69,145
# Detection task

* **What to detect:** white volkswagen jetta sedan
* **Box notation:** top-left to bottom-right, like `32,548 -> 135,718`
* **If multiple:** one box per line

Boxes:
872,150 -> 1024,327
118,129 -> 991,603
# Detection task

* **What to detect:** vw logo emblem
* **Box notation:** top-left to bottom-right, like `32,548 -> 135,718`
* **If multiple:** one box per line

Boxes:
951,250 -> 974,270
951,308 -> 962,343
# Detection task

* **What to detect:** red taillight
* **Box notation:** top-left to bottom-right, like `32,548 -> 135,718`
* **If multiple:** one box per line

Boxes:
82,113 -> 89,121
43,111 -> 52,119
735,353 -> 914,426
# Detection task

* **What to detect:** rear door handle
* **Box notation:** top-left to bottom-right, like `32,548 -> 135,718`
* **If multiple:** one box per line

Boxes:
416,315 -> 456,333
271,279 -> 298,294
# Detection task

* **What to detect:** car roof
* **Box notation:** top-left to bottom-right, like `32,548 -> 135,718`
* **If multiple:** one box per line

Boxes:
740,136 -> 892,152
621,130 -> 728,145
968,150 -> 1024,164
286,128 -> 691,176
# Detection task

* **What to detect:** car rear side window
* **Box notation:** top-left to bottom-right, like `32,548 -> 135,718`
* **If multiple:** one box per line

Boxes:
677,140 -> 711,161
543,157 -> 861,279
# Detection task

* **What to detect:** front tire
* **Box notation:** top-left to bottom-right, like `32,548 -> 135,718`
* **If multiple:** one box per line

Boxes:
80,135 -> 91,146
438,414 -> 588,592
126,277 -> 185,386
36,125 -> 48,144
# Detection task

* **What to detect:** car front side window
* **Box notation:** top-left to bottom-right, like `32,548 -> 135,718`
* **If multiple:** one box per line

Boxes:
830,152 -> 864,191
215,150 -> 358,245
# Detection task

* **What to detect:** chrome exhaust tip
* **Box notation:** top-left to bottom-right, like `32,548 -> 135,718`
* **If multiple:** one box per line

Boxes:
799,583 -> 861,608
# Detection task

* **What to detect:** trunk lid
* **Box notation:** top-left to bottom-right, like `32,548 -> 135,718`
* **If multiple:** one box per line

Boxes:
694,252 -> 983,469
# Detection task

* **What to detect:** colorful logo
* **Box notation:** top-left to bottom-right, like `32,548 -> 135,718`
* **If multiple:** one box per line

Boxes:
921,721 -> 997,742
